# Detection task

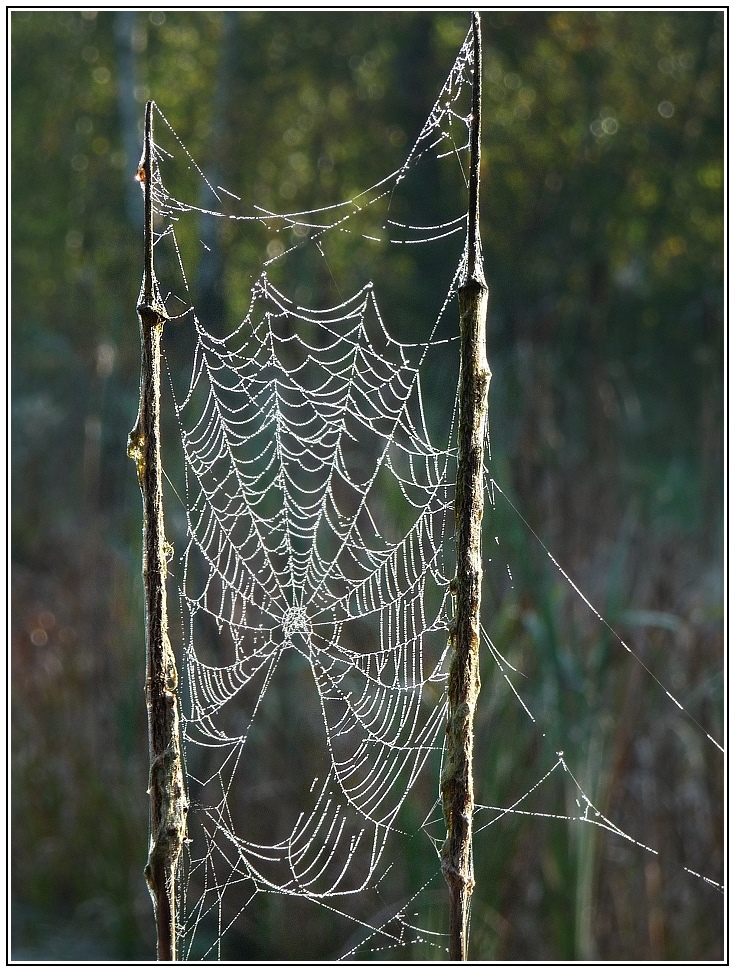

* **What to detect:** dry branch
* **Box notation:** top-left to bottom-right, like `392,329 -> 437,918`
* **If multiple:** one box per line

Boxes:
440,12 -> 490,961
128,100 -> 187,962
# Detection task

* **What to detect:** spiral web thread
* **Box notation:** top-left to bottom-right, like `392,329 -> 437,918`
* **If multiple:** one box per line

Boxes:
144,22 -> 723,962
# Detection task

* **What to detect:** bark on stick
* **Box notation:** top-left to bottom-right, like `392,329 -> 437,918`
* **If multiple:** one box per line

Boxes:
128,100 -> 186,963
440,12 -> 490,961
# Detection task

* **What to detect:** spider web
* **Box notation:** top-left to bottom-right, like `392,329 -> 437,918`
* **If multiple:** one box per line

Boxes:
176,269 -> 457,910
142,20 -> 724,962
147,27 -> 475,960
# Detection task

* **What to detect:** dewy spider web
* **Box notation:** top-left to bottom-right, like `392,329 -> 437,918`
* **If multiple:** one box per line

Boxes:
143,21 -> 723,962
176,281 -> 455,957
148,26 -> 475,960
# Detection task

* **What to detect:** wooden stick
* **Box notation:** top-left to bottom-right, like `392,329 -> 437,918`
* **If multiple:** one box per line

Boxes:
441,12 -> 490,961
128,100 -> 186,962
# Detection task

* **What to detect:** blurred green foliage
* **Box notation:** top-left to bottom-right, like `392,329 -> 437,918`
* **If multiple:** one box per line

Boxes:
11,10 -> 722,960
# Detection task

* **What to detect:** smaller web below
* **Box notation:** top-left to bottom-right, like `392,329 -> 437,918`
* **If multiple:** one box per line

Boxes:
143,20 -> 723,962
